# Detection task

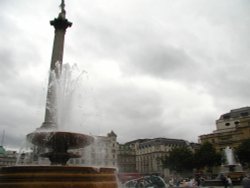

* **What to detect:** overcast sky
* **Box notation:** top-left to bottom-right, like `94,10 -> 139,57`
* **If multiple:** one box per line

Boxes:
0,0 -> 250,149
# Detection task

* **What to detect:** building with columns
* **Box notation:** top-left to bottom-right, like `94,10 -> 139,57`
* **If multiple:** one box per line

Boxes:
199,107 -> 250,151
136,138 -> 189,175
117,138 -> 191,176
117,141 -> 137,173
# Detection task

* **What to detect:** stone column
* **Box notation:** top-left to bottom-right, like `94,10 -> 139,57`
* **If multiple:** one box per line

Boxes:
41,10 -> 72,129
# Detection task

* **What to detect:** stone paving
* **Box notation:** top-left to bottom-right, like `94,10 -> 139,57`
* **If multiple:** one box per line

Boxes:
201,186 -> 242,188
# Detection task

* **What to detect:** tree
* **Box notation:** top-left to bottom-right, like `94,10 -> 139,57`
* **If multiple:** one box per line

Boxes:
193,142 -> 221,171
236,138 -> 250,168
162,145 -> 194,173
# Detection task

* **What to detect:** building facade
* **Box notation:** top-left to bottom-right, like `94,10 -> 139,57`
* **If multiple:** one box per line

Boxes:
136,138 -> 189,175
199,107 -> 250,151
0,146 -> 17,166
117,138 -> 190,176
117,143 -> 136,173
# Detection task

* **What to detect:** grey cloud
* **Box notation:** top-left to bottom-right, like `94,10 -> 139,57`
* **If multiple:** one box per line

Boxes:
79,82 -> 166,142
0,49 -> 18,80
123,43 -> 195,79
96,83 -> 163,118
73,9 -> 198,82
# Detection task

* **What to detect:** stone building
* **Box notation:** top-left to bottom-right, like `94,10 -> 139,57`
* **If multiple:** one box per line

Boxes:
117,142 -> 136,173
136,138 -> 189,175
117,138 -> 190,176
199,107 -> 250,151
0,146 -> 17,166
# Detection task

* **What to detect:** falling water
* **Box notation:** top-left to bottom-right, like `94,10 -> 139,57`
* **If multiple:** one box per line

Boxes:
16,63 -> 88,165
224,146 -> 236,165
21,63 -> 111,167
47,62 -> 86,131
69,136 -> 109,167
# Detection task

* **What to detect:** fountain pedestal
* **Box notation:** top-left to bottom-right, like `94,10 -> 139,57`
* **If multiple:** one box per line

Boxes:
0,166 -> 117,188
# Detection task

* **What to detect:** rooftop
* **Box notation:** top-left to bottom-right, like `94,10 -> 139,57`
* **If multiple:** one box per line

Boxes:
219,107 -> 250,120
139,138 -> 188,148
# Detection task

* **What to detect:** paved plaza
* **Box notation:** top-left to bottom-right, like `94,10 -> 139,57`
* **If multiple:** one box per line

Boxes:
201,186 -> 243,188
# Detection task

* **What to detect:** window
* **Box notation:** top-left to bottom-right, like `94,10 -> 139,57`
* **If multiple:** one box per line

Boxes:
234,121 -> 240,125
241,112 -> 249,116
220,136 -> 232,140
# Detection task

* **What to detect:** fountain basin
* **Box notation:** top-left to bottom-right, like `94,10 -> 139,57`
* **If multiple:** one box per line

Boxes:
27,131 -> 94,165
27,131 -> 94,149
0,166 -> 118,188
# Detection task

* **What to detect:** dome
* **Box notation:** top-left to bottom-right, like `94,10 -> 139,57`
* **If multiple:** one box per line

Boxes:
0,146 -> 6,156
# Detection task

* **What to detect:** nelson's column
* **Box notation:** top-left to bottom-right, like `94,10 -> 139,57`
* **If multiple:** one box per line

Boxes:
41,0 -> 72,129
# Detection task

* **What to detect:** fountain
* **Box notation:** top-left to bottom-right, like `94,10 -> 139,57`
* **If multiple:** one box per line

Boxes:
0,1 -> 118,187
204,146 -> 245,186
220,146 -> 245,181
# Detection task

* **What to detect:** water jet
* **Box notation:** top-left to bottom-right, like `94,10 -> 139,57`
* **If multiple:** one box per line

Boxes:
203,146 -> 245,186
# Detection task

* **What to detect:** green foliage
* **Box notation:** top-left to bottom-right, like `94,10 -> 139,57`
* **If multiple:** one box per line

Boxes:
193,142 -> 221,169
162,142 -> 222,173
236,138 -> 250,167
162,145 -> 194,173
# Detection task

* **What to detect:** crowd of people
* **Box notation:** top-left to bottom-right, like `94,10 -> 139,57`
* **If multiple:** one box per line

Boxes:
122,173 -> 250,188
167,173 -> 250,188
220,174 -> 233,188
220,173 -> 250,188
168,176 -> 204,188
242,174 -> 250,188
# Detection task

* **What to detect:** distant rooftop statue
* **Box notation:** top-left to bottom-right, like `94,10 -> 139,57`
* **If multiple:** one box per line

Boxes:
60,0 -> 65,12
59,0 -> 66,19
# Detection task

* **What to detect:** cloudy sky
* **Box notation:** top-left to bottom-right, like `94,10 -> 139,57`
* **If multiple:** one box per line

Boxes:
0,0 -> 250,149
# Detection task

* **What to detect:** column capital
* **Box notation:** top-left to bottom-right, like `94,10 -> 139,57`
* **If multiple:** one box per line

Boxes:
50,17 -> 72,30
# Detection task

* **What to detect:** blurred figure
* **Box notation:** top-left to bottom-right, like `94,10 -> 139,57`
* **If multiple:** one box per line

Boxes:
195,176 -> 201,187
220,174 -> 228,188
242,174 -> 250,188
168,177 -> 174,187
188,178 -> 197,188
227,175 -> 233,188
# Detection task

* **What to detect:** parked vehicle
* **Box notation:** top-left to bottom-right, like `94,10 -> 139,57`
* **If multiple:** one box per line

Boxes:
123,175 -> 167,188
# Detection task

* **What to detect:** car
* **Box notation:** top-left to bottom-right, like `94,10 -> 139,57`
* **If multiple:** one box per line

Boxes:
123,175 -> 167,188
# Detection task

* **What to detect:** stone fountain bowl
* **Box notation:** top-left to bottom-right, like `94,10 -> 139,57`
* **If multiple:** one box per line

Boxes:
26,131 -> 94,149
26,131 -> 95,165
